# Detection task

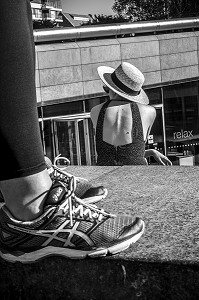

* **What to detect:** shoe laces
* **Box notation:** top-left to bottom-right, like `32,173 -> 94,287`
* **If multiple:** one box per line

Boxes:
49,155 -> 115,225
55,170 -> 115,226
49,154 -> 88,185
54,154 -> 70,167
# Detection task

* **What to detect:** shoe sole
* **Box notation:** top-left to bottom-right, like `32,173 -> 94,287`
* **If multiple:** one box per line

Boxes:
83,188 -> 108,204
0,220 -> 145,263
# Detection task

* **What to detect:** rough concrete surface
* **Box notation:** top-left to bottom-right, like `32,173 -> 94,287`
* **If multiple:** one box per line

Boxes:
0,165 -> 199,300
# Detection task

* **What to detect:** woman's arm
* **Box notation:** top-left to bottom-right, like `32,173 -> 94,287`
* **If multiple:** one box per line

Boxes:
145,149 -> 172,165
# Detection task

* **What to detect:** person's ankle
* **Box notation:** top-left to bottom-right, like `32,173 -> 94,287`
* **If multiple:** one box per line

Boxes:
7,207 -> 41,221
0,169 -> 52,221
5,191 -> 49,221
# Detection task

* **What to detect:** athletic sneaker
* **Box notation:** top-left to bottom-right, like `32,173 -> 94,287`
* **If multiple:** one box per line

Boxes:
45,155 -> 108,204
0,176 -> 145,263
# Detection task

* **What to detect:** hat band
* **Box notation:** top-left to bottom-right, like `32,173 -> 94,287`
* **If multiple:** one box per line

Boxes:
111,72 -> 141,96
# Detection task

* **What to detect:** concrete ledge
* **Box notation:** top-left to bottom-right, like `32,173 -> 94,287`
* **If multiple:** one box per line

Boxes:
1,257 -> 199,299
1,166 -> 199,299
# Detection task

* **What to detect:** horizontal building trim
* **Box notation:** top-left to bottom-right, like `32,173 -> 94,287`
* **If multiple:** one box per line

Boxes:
37,77 -> 199,107
37,92 -> 105,107
34,17 -> 199,43
38,112 -> 91,121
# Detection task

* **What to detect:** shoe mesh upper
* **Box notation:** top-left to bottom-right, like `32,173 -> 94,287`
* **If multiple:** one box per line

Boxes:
0,201 -> 138,251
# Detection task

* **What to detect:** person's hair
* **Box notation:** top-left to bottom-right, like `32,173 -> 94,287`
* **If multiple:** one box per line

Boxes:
103,85 -> 109,93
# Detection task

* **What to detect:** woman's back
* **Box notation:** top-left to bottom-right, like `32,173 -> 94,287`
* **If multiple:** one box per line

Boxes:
103,101 -> 134,146
91,100 -> 156,166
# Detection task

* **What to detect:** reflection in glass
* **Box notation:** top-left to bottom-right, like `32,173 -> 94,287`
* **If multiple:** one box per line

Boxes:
56,121 -> 78,165
146,107 -> 165,165
164,81 -> 199,165
78,120 -> 86,165
145,87 -> 162,105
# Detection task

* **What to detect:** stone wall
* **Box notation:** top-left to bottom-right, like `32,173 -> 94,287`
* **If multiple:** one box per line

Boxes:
35,31 -> 199,105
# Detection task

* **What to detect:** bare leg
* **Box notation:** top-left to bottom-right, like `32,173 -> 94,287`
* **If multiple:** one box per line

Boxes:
0,170 -> 52,221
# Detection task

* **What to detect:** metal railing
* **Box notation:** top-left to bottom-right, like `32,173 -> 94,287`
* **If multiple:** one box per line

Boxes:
34,17 -> 199,43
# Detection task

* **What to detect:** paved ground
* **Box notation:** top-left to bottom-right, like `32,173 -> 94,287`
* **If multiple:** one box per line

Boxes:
0,165 -> 199,299
67,165 -> 199,265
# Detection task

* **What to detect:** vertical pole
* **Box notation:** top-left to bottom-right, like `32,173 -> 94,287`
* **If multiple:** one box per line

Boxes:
161,87 -> 167,156
84,118 -> 91,166
75,120 -> 81,166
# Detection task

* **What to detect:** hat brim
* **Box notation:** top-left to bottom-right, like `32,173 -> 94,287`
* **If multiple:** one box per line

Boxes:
98,66 -> 149,105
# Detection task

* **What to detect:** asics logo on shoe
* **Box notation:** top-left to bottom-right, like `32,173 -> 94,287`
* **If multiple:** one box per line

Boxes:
0,200 -> 145,262
52,187 -> 64,202
4,200 -> 108,250
46,186 -> 66,205
7,219 -> 96,248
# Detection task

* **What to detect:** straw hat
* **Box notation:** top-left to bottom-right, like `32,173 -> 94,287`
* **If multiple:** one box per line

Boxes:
97,62 -> 149,105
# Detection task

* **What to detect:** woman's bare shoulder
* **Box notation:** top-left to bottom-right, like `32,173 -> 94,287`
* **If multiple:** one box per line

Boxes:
90,103 -> 105,128
137,103 -> 156,114
90,103 -> 104,119
137,103 -> 156,122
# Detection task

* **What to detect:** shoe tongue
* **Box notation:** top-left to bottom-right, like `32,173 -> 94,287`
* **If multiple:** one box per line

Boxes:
45,183 -> 67,205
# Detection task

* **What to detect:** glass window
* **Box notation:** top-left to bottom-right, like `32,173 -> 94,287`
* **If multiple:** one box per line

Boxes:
55,121 -> 78,165
85,96 -> 109,112
164,81 -> 199,165
40,101 -> 84,119
145,87 -> 162,105
50,11 -> 56,19
40,120 -> 54,162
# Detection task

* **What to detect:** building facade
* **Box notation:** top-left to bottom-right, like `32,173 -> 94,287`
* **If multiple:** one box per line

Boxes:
31,0 -> 63,25
34,20 -> 199,166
